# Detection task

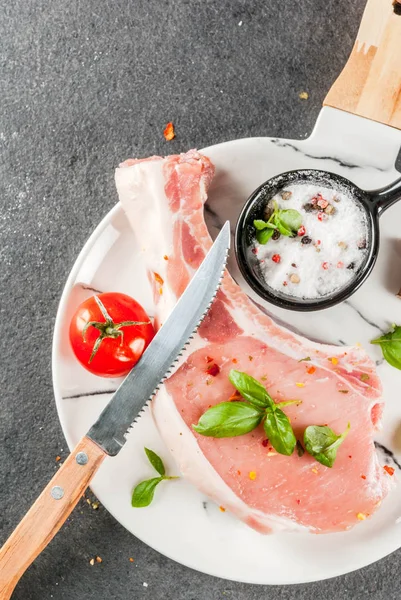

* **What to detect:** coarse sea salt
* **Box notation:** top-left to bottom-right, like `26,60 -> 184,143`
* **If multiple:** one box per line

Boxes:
254,183 -> 369,300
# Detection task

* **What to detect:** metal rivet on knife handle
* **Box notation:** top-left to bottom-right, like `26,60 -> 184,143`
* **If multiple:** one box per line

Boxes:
76,452 -> 89,466
50,486 -> 64,500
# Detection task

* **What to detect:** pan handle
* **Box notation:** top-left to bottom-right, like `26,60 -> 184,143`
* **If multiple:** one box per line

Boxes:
324,0 -> 401,131
368,177 -> 401,216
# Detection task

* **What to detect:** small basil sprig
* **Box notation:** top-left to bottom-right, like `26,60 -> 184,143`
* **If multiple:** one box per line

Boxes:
303,423 -> 350,468
131,448 -> 178,508
253,202 -> 302,245
371,325 -> 401,370
193,370 -> 298,456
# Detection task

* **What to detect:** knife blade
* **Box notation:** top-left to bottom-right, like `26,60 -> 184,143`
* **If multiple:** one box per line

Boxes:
87,220 -> 230,456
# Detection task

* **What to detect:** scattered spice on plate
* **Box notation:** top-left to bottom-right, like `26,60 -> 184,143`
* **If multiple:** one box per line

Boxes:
89,558 -> 95,566
361,474 -> 366,480
249,471 -> 257,480
357,512 -> 367,520
96,556 -> 103,563
299,91 -> 309,100
219,506 -> 226,512
329,357 -> 339,365
360,373 -> 370,382
55,456 -> 61,462
307,366 -> 316,375
129,557 -> 135,563
163,255 -> 169,260
295,382 -> 305,388
163,122 -> 175,141
384,465 -> 395,476
339,389 -> 349,394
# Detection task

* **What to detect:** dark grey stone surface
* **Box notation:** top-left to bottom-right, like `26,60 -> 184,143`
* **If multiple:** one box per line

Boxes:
1,0 -> 399,598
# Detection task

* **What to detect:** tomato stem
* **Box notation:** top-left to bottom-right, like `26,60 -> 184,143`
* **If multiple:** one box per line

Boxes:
83,296 -> 151,364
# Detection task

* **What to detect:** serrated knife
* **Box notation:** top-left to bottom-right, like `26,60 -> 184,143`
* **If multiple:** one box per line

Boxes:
0,221 -> 230,600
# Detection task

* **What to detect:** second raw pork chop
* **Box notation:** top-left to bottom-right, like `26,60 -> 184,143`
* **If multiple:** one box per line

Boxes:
115,150 -> 391,534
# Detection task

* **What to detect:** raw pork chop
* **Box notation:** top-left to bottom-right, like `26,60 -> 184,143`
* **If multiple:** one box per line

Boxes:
115,150 -> 391,534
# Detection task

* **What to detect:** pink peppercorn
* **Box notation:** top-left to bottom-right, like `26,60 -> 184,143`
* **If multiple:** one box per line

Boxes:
272,254 -> 281,263
251,247 -> 258,255
297,225 -> 306,236
283,281 -> 288,286
317,212 -> 327,222
317,199 -> 329,209
337,261 -> 344,269
322,262 -> 329,270
262,439 -> 269,447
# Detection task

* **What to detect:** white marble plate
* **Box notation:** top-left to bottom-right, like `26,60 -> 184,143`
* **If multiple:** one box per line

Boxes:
53,108 -> 401,584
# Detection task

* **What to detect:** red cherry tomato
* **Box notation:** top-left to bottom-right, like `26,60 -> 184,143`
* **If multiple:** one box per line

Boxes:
69,292 -> 155,378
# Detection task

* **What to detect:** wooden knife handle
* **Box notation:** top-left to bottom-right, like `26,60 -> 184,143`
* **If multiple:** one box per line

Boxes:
0,437 -> 105,600
324,0 -> 401,130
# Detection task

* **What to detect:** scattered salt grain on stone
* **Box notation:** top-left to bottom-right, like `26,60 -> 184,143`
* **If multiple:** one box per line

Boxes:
238,20 -> 243,26
143,582 -> 148,588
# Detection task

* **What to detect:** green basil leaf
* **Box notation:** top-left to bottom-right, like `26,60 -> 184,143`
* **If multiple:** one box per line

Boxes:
264,407 -> 296,456
277,209 -> 302,232
229,370 -> 273,408
131,477 -> 162,508
303,423 -> 350,468
274,216 -> 292,237
256,228 -> 274,244
193,401 -> 263,437
144,447 -> 165,476
371,325 -> 401,370
253,219 -> 277,231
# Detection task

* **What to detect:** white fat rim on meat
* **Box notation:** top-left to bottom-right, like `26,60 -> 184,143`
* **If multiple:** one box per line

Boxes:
152,386 -> 309,534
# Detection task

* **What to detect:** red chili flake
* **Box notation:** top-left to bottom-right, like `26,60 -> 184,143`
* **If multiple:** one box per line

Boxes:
337,261 -> 344,269
296,499 -> 301,505
229,390 -> 242,401
384,465 -> 395,476
272,254 -> 281,263
205,356 -> 214,363
232,358 -> 238,364
163,255 -> 169,261
297,225 -> 306,237
262,439 -> 269,447
322,262 -> 329,270
316,240 -> 321,245
154,272 -> 164,285
248,355 -> 253,361
361,475 -> 367,480
55,455 -> 61,462
237,470 -> 241,476
163,122 -> 175,141
307,366 -> 316,375
317,212 -> 325,221
348,455 -> 352,459
206,363 -> 220,377
283,281 -> 288,286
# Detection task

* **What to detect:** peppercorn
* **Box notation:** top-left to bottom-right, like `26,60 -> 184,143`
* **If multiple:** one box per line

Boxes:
303,203 -> 314,213
347,262 -> 355,270
272,229 -> 281,241
281,191 -> 292,200
301,236 -> 312,245
358,239 -> 367,249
